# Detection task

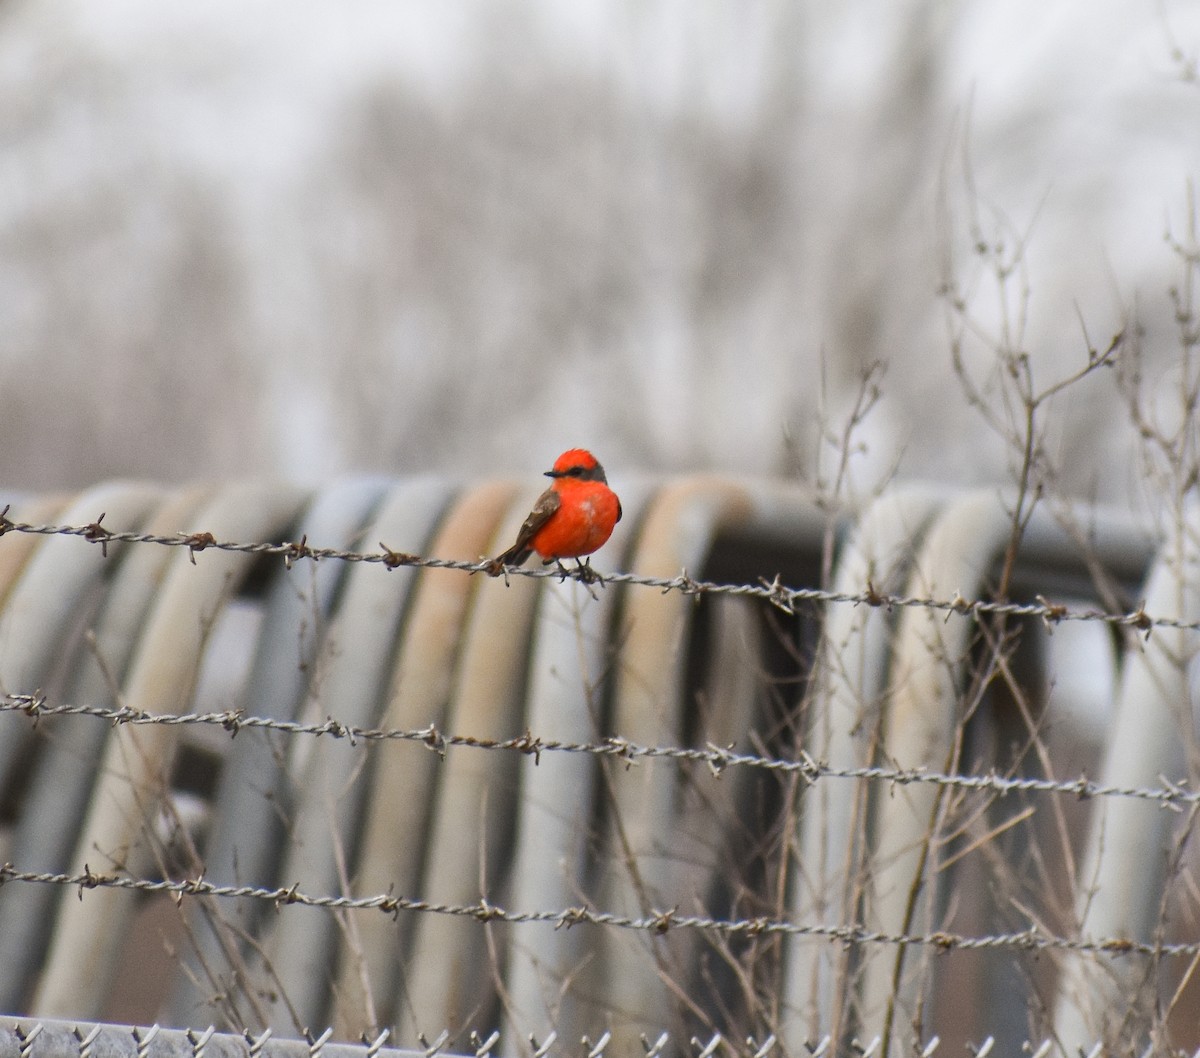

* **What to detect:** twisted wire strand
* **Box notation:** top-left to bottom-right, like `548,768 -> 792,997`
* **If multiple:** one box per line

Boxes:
0,694 -> 1192,809
0,863 -> 1187,959
0,512 -> 1181,633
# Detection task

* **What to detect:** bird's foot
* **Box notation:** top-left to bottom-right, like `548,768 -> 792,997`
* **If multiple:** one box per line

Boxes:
571,557 -> 604,586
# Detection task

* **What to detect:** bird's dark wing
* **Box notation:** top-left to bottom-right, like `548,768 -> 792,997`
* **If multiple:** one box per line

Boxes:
494,486 -> 561,566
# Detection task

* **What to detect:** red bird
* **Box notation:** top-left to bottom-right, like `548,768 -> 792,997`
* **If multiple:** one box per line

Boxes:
492,448 -> 622,570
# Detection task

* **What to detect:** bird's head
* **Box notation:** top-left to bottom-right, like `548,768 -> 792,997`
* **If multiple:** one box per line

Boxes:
546,448 -> 607,483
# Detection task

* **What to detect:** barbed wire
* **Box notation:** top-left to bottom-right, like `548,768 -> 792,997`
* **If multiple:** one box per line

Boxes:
0,860 -> 1189,960
1,693 -> 1193,810
3,512 -> 1195,998
0,509 -> 1184,634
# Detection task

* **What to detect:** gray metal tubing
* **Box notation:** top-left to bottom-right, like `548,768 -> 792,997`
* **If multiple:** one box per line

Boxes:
165,479 -> 391,1026
394,486 -> 546,1045
0,484 -> 161,790
0,488 -> 210,1011
855,493 -> 1155,1043
330,480 -> 516,1039
500,480 -> 657,1053
783,485 -> 948,1044
32,483 -> 308,1018
259,479 -> 455,1033
595,478 -> 825,1043
1051,508 -> 1200,1047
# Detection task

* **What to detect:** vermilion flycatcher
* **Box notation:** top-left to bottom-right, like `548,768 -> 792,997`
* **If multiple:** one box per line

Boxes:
491,448 -> 622,571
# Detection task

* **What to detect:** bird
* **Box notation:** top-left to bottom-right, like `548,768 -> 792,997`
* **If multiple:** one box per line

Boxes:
490,448 -> 622,573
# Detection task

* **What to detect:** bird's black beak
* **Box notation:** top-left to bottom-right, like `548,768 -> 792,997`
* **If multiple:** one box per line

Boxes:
544,469 -> 563,478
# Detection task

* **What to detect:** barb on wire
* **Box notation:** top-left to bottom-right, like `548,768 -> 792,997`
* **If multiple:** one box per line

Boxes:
0,512 -> 1192,635
1,693 -> 1195,810
0,861 -> 1192,960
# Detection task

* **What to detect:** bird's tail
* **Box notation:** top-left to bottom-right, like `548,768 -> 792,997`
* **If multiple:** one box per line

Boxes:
493,544 -> 532,568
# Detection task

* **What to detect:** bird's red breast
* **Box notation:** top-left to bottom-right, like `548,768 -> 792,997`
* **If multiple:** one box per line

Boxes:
528,477 -> 621,560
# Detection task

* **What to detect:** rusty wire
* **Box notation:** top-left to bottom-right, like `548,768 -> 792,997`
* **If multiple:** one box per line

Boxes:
0,693 -> 1192,810
0,510 -> 1179,634
0,861 -> 1190,960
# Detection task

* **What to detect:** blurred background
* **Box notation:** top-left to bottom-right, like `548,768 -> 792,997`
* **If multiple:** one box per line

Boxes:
1,0 -> 1197,505
3,3 -> 1200,1048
